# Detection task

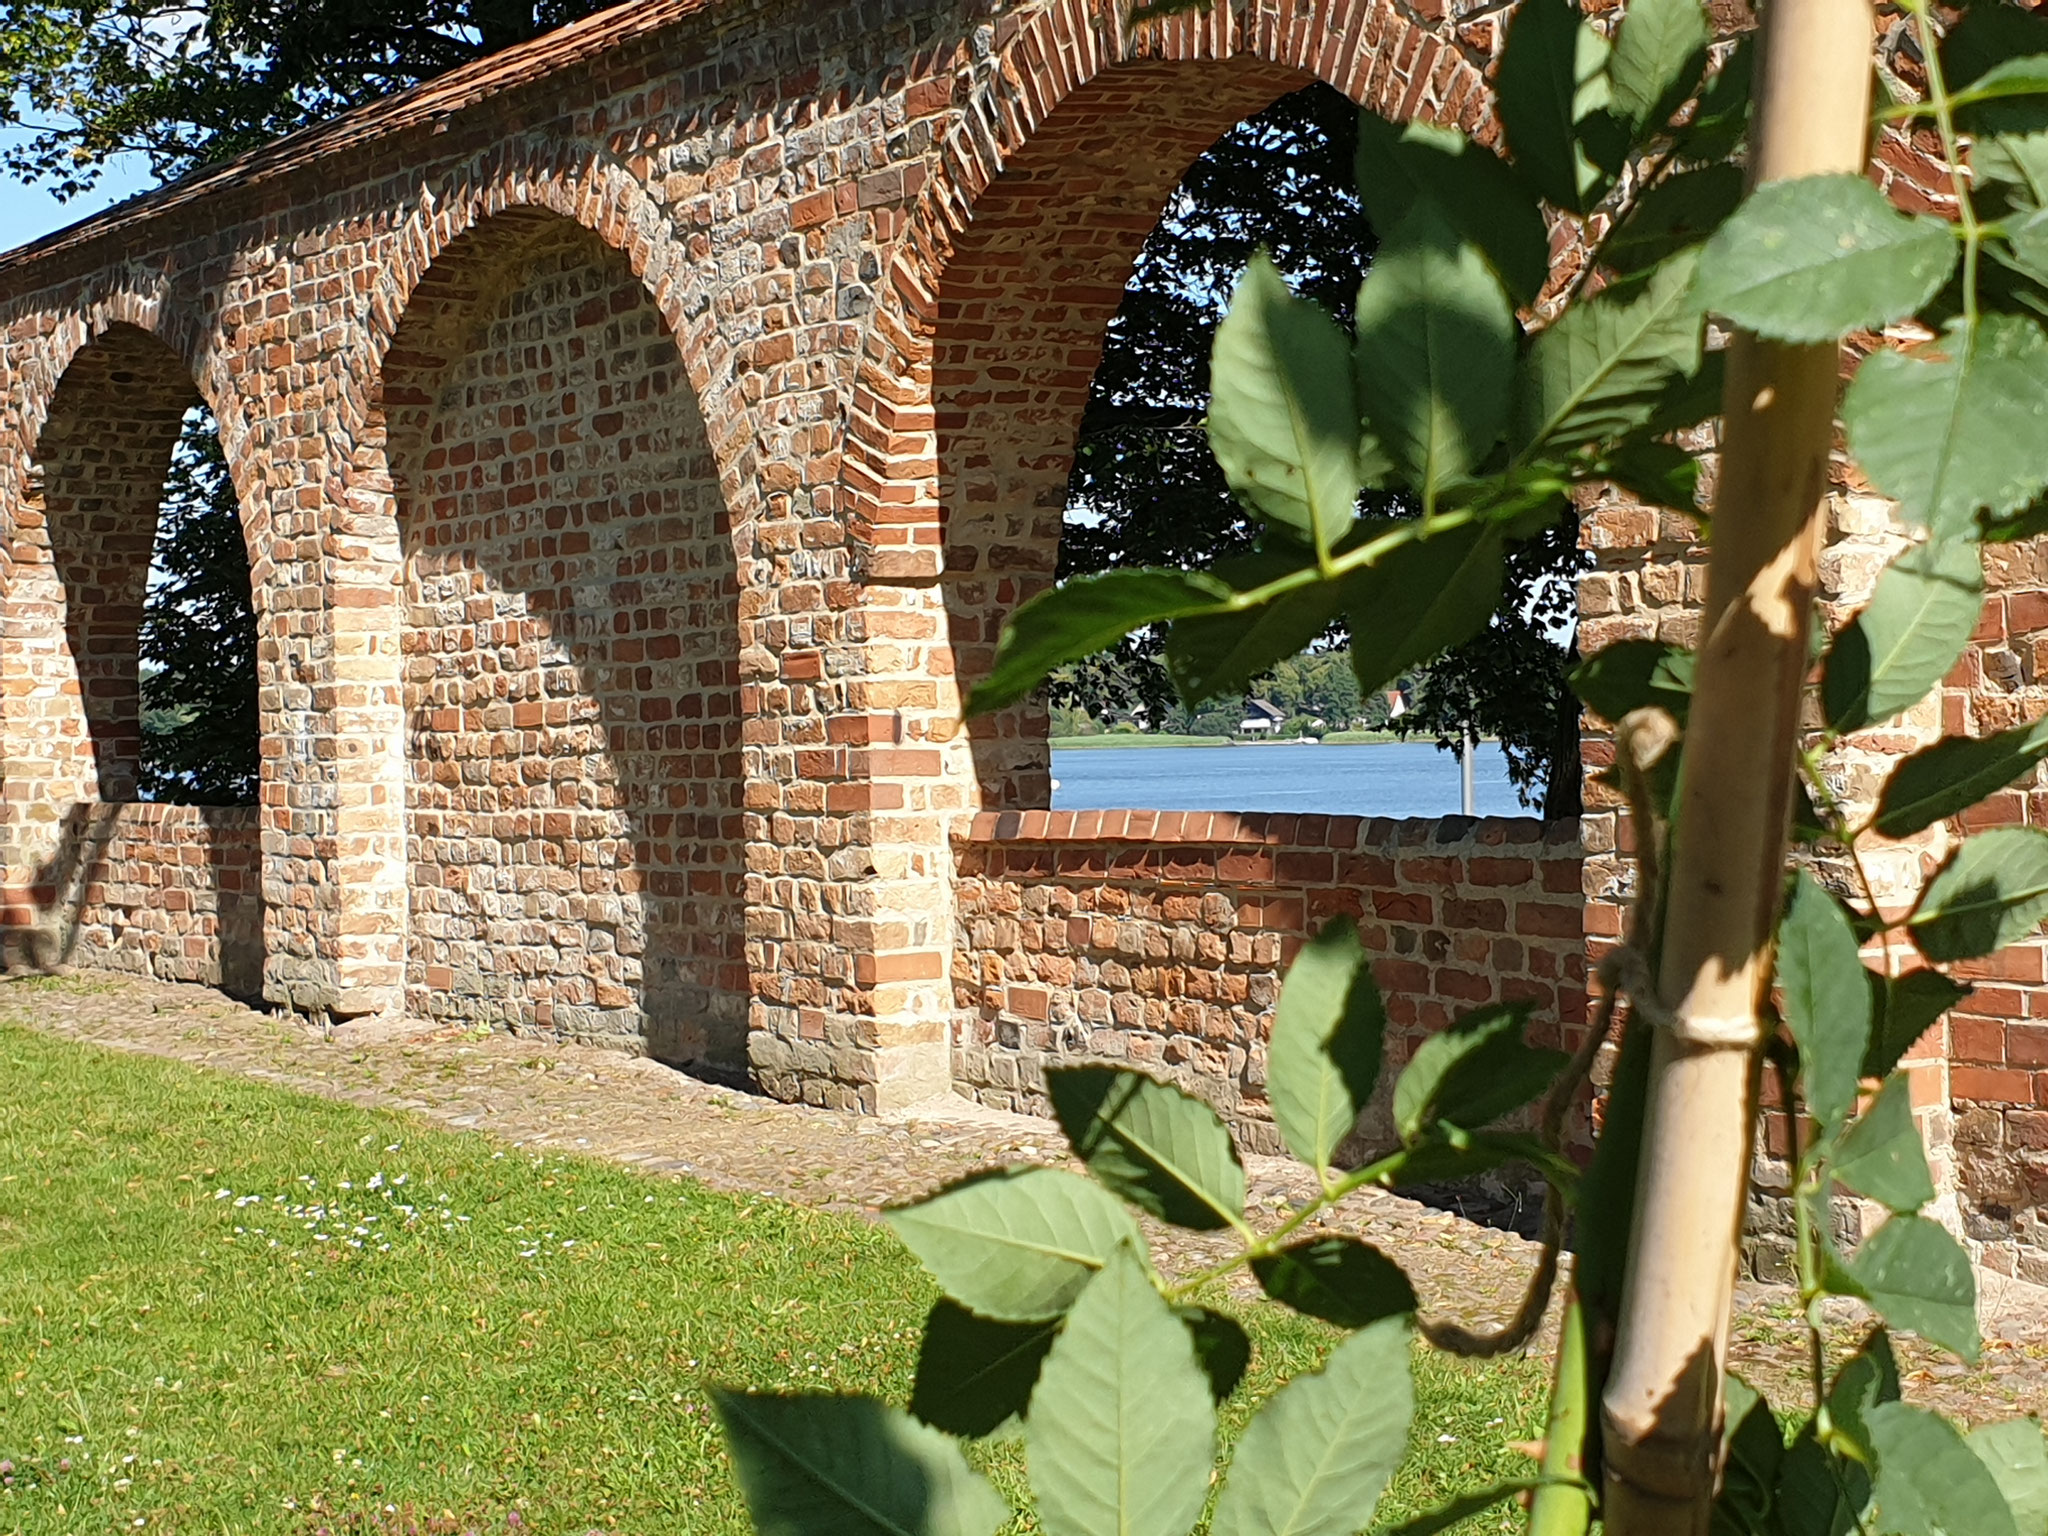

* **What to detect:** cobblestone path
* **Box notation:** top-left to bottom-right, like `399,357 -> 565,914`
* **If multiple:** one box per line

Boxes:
6,971 -> 2042,1426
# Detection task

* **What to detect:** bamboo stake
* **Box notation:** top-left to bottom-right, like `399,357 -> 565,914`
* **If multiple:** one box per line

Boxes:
1597,5 -> 1874,1532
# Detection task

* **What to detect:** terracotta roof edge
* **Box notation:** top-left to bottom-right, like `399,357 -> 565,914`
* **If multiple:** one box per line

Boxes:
0,0 -> 718,279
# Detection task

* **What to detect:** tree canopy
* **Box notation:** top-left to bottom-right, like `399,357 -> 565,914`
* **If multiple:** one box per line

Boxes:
138,411 -> 259,806
1,0 -> 605,195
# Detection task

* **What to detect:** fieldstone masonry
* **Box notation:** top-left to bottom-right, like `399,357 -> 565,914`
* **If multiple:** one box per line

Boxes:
952,809 -> 1586,1154
0,0 -> 2041,1276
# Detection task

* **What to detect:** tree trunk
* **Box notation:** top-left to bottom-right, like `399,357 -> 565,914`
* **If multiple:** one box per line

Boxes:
1597,4 -> 1874,1532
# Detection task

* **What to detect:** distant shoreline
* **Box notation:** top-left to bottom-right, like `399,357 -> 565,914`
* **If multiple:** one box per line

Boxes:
1048,737 -> 1417,753
1049,731 -> 1475,750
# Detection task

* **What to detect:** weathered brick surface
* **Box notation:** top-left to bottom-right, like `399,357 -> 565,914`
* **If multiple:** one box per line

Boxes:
952,810 -> 1587,1153
33,804 -> 262,995
386,216 -> 750,1068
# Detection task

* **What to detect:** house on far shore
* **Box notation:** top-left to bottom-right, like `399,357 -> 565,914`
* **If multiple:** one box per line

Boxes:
1239,699 -> 1286,735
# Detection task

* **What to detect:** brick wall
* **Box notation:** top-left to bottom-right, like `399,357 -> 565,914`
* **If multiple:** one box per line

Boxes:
952,808 -> 1586,1154
0,325 -> 196,876
0,0 -> 1533,1111
384,214 -> 750,1070
1579,439 -> 2048,1282
32,803 -> 262,995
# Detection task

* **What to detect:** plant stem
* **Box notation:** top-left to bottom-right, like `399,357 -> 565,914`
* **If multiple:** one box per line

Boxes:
1597,2 -> 1873,1529
1529,1295 -> 1597,1536
1908,0 -> 1980,328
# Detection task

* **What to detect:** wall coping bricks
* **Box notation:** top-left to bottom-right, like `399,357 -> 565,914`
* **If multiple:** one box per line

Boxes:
961,809 -> 1576,849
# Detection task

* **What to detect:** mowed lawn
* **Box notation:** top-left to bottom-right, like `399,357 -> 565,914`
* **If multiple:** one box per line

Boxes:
0,1013 -> 1549,1534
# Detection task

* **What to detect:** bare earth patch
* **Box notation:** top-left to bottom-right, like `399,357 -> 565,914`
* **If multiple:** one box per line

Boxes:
8,970 -> 2042,1425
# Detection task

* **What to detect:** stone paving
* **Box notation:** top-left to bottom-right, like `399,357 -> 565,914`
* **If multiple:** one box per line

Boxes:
5,971 -> 2042,1427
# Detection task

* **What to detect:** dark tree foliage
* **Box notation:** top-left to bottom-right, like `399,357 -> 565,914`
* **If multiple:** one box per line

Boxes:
1,0 -> 607,195
138,411 -> 259,806
1059,82 -> 1585,815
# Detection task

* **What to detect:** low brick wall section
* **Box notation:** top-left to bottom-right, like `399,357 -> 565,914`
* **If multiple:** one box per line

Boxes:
38,804 -> 263,996
951,810 -> 1587,1156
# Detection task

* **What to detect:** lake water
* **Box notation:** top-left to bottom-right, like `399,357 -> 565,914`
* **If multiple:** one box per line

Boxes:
1050,740 -> 1525,819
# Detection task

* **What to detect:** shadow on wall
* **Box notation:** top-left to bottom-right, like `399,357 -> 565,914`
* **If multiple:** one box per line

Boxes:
933,59 -> 1314,809
8,804 -> 265,1000
381,209 -> 751,1075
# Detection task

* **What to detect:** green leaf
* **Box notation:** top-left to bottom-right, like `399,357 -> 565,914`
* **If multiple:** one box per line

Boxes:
1822,539 -> 1983,735
1046,1065 -> 1246,1231
1977,131 -> 2048,204
1496,0 -> 1614,212
1717,1376 -> 1784,1535
1672,36 -> 1751,162
1911,826 -> 2048,963
1774,1429 -> 1870,1536
1846,1215 -> 1981,1362
1865,970 -> 1973,1081
1391,1002 -> 1566,1143
1210,1317 -> 1414,1536
1604,164 -> 1746,275
1251,1237 -> 1419,1330
1948,1 -> 2048,135
1696,175 -> 1956,343
1515,249 -> 1705,453
1268,917 -> 1388,1173
1642,345 -> 1725,436
1601,439 -> 1700,512
1875,718 -> 2048,839
1778,872 -> 1873,1131
1967,1419 -> 2048,1534
1389,1129 -> 1579,1188
909,1300 -> 1058,1439
1952,56 -> 2048,117
714,1390 -> 1010,1536
1344,522 -> 1506,697
1867,1402 -> 2019,1536
1832,1074 -> 1936,1215
1569,636 -> 1694,723
1827,1331 -> 1902,1461
1164,550 -> 1344,705
1606,0 -> 1710,133
1354,202 -> 1516,495
1209,253 -> 1368,554
1374,1482 -> 1562,1536
967,569 -> 1232,716
1844,315 -> 2048,540
1027,1245 -> 1216,1536
1353,115 -> 1550,307
884,1167 -> 1143,1321
1179,1306 -> 1252,1401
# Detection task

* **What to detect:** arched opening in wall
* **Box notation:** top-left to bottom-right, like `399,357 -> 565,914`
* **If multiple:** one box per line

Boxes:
380,209 -> 750,1075
6,324 -> 265,994
938,69 -> 1584,821
21,325 -> 204,806
139,407 -> 261,806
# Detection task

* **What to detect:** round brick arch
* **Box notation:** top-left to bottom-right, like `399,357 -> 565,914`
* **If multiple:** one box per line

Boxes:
0,293 -> 271,834
350,140 -> 758,554
0,287 -> 272,580
364,195 -> 754,1071
843,0 -> 1501,806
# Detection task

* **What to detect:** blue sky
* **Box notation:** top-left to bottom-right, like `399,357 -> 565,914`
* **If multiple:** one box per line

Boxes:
0,129 -> 156,252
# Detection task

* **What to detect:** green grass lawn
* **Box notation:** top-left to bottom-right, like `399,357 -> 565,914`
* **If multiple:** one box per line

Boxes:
0,1018 -> 1548,1534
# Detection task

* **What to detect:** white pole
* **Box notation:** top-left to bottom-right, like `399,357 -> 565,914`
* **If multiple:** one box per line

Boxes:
1461,725 -> 1476,817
